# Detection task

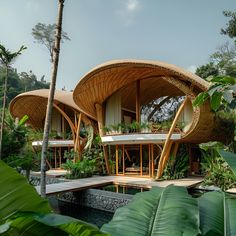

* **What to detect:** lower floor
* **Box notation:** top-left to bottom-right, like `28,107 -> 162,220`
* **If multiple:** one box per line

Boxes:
107,143 -> 201,178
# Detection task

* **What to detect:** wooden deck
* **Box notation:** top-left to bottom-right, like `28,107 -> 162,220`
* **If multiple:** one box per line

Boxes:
35,176 -> 203,196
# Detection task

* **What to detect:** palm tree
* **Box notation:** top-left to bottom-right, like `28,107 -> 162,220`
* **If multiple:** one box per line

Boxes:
40,0 -> 65,197
0,44 -> 26,159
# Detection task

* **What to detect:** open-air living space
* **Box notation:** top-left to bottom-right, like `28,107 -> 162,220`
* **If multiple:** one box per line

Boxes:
0,1 -> 236,235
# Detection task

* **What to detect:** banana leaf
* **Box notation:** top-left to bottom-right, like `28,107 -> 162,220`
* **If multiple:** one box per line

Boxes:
218,150 -> 236,175
198,191 -> 224,236
3,213 -> 108,236
0,161 -> 107,236
101,185 -> 199,236
225,193 -> 236,236
0,160 -> 51,222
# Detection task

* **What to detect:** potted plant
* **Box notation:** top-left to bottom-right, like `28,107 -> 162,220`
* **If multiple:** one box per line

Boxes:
110,123 -> 122,134
130,120 -> 140,133
102,126 -> 111,135
140,122 -> 151,133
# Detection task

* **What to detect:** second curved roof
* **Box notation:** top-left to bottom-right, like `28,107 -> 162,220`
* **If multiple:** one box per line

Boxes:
10,89 -> 95,129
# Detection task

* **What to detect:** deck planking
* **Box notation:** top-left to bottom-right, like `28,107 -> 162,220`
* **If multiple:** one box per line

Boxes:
35,176 -> 203,196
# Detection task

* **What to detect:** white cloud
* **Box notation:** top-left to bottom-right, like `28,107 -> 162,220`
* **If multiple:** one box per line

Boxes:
126,0 -> 140,12
116,0 -> 141,26
187,65 -> 197,73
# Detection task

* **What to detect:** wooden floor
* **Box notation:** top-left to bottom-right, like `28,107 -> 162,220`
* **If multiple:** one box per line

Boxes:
35,176 -> 203,196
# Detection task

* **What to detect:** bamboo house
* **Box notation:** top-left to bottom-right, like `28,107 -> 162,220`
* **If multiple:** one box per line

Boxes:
73,59 -> 217,178
10,89 -> 95,169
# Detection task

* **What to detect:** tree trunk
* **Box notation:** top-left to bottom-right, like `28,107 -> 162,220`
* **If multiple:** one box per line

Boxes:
0,66 -> 9,159
40,0 -> 65,197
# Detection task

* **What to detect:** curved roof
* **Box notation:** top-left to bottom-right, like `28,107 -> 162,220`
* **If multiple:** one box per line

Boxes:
73,59 -> 215,143
10,89 -> 95,129
73,59 -> 209,119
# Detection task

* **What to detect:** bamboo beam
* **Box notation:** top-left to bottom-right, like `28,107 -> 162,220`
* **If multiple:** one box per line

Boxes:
136,80 -> 140,123
156,97 -> 188,179
125,149 -> 131,161
74,113 -> 82,161
53,103 -> 76,142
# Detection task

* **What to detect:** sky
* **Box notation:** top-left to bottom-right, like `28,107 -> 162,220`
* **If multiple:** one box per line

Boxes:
0,0 -> 236,91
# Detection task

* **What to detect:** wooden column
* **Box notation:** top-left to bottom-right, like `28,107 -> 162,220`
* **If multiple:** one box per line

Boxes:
116,145 -> 118,175
95,103 -> 104,136
74,113 -> 82,161
95,103 -> 110,174
136,80 -> 140,123
140,144 -> 143,176
149,144 -> 151,177
151,144 -> 154,177
156,97 -> 188,179
122,145 -> 125,175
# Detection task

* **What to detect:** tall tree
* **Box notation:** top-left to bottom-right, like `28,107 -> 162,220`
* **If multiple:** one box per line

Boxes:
0,44 -> 26,159
40,0 -> 66,197
221,10 -> 236,39
32,22 -> 70,62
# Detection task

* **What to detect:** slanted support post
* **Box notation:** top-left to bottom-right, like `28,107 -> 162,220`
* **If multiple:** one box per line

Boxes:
53,103 -> 76,142
156,97 -> 188,179
74,113 -> 82,161
95,103 -> 110,174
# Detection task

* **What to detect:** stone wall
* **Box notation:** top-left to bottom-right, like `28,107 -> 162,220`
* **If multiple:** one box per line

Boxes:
58,189 -> 133,213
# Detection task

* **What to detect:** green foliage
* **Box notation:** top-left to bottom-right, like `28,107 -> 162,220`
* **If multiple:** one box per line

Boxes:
221,11 -> 236,39
2,158 -> 236,235
62,158 -> 97,179
161,146 -> 189,180
218,150 -> 236,175
200,142 -> 236,190
102,185 -> 236,236
0,160 -> 52,220
32,22 -> 70,62
196,10 -> 236,78
196,62 -> 219,79
193,75 -> 236,111
0,68 -> 49,106
0,161 -> 107,235
2,112 -> 28,159
0,44 -> 26,67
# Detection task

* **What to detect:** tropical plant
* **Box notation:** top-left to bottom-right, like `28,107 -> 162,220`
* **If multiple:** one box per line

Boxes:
40,0 -> 66,197
161,152 -> 189,180
0,43 -> 26,159
200,142 -> 236,191
193,75 -> 236,112
1,113 -> 28,159
0,160 -> 107,235
102,184 -> 236,236
2,156 -> 236,235
62,158 -> 97,179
